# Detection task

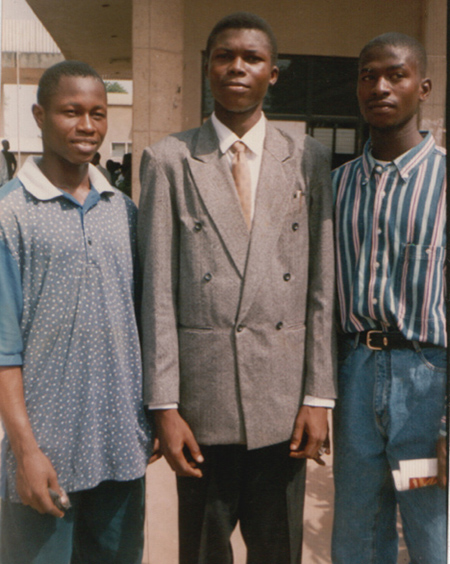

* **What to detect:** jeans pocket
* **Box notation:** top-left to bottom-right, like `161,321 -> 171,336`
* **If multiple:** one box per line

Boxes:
416,345 -> 447,372
337,337 -> 357,366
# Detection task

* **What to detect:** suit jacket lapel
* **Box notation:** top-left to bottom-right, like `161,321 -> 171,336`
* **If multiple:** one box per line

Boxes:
187,119 -> 250,277
239,123 -> 299,319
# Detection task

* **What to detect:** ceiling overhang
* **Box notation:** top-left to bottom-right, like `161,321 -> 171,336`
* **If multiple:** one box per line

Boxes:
25,0 -> 132,79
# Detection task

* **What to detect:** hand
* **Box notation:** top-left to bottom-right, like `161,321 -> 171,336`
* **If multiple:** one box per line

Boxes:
16,448 -> 65,518
289,406 -> 330,465
153,409 -> 204,477
437,435 -> 447,489
148,437 -> 163,465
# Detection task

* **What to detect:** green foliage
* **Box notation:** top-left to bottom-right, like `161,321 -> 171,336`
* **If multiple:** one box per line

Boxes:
104,81 -> 128,93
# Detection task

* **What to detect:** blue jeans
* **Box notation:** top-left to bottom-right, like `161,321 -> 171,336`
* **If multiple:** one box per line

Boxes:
332,337 -> 447,564
0,477 -> 145,564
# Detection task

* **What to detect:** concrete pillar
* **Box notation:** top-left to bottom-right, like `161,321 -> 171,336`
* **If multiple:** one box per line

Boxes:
420,0 -> 447,146
132,0 -> 184,202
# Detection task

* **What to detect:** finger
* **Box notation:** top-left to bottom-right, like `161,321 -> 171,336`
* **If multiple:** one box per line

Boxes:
165,448 -> 203,478
46,477 -> 65,517
185,434 -> 204,465
148,452 -> 162,464
290,420 -> 306,451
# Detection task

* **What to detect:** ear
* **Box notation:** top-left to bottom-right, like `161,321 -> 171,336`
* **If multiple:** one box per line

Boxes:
269,65 -> 279,87
32,103 -> 45,129
419,78 -> 432,102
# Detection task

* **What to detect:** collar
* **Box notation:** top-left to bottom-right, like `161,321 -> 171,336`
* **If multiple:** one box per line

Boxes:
362,131 -> 436,183
17,156 -> 115,201
211,112 -> 266,157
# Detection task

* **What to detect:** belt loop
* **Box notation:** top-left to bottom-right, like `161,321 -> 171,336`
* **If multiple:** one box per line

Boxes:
412,340 -> 420,352
354,332 -> 360,348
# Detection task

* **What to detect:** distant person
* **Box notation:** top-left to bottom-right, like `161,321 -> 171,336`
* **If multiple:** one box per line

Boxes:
0,60 -> 152,564
138,12 -> 335,564
332,33 -> 446,564
0,152 -> 8,187
92,151 -> 112,183
116,152 -> 132,197
106,158 -> 121,187
2,140 -> 17,180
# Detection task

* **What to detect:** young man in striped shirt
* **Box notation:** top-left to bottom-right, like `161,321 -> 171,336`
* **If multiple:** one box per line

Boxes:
332,33 -> 446,563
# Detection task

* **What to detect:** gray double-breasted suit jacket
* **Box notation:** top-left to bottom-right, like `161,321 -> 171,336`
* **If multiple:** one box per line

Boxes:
138,118 -> 336,450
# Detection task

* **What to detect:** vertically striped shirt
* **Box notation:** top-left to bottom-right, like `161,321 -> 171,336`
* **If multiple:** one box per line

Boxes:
333,132 -> 446,347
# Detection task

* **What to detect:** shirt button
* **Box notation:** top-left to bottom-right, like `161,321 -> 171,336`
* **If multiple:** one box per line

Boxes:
362,179 -> 368,186
236,324 -> 245,333
377,228 -> 382,235
375,165 -> 383,174
203,272 -> 212,282
381,192 -> 386,198
375,262 -> 380,269
372,298 -> 378,304
276,321 -> 283,330
87,239 -> 92,245
283,273 -> 291,281
292,222 -> 299,231
194,222 -> 203,232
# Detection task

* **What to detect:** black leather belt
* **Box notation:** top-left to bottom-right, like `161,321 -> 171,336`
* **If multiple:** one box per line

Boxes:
356,330 -> 435,351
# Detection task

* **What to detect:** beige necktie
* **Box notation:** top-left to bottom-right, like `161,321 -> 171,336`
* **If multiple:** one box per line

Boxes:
230,141 -> 252,231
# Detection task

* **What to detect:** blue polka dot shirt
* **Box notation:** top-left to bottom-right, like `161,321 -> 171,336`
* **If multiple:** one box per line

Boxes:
0,157 -> 152,501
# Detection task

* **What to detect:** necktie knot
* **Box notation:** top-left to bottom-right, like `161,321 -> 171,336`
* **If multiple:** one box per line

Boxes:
231,140 -> 247,156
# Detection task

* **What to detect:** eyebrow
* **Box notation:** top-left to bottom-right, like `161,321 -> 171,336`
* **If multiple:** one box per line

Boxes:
359,62 -> 407,73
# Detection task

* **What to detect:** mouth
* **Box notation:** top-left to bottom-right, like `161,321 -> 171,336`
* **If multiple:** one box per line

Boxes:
71,139 -> 98,153
367,101 -> 395,111
223,82 -> 249,91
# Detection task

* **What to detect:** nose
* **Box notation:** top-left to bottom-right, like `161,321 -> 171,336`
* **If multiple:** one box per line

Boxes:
77,113 -> 95,132
229,56 -> 246,75
372,76 -> 390,96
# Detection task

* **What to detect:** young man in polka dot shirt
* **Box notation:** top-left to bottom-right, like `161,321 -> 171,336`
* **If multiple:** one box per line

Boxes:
0,61 -> 152,563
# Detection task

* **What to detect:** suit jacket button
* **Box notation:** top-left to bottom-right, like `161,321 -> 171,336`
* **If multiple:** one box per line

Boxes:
292,222 -> 299,231
283,273 -> 291,281
276,321 -> 283,330
203,272 -> 212,282
194,222 -> 203,232
236,324 -> 245,332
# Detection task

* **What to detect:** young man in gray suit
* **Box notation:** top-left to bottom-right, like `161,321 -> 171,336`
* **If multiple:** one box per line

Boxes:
138,12 -> 336,564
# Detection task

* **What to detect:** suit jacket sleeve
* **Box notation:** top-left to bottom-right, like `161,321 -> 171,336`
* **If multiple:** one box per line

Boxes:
303,137 -> 336,399
138,146 -> 180,405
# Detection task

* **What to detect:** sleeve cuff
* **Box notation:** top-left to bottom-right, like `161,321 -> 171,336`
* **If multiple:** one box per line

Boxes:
303,395 -> 335,409
148,402 -> 178,410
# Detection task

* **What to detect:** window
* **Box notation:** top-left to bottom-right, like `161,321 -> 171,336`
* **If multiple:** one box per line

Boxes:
111,142 -> 132,159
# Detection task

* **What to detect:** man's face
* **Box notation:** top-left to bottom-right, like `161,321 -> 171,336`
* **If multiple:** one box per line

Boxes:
33,75 -> 107,167
357,44 -> 430,131
206,28 -> 279,119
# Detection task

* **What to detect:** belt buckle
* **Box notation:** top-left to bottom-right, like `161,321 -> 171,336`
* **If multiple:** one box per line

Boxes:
366,330 -> 384,351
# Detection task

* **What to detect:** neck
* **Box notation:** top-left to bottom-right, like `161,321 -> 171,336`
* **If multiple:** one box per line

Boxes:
370,120 -> 423,161
214,106 -> 262,138
38,155 -> 91,203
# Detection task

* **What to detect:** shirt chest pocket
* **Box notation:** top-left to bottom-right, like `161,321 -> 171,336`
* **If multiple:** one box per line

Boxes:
395,243 -> 446,320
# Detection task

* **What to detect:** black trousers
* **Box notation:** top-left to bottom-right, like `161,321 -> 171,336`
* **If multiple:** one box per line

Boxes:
177,442 -> 306,564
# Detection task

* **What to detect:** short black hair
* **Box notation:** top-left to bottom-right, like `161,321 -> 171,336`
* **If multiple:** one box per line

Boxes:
359,32 -> 427,76
37,60 -> 105,108
206,12 -> 278,65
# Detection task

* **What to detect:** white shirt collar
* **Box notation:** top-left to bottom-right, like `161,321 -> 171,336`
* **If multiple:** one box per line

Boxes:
18,156 -> 115,201
211,112 -> 266,157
